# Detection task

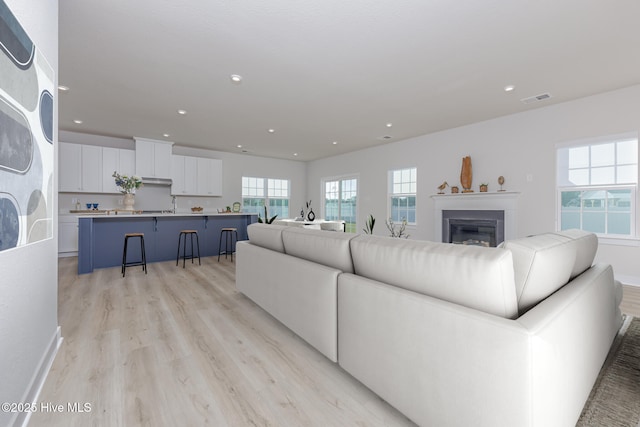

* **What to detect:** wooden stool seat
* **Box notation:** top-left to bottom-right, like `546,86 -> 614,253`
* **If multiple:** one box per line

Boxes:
177,230 -> 201,268
218,228 -> 238,262
122,233 -> 147,277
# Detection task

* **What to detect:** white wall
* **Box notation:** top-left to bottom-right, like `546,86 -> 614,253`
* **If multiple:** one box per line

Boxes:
0,1 -> 60,427
58,130 -> 307,216
307,85 -> 640,285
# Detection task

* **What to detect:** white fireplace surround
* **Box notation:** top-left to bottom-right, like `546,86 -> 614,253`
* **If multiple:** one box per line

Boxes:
432,192 -> 520,243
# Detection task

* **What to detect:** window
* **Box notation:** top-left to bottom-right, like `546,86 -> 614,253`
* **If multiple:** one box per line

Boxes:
389,167 -> 417,224
557,134 -> 637,237
242,176 -> 289,219
323,176 -> 358,232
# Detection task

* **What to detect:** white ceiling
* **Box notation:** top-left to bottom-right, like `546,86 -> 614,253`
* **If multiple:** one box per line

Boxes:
58,0 -> 640,161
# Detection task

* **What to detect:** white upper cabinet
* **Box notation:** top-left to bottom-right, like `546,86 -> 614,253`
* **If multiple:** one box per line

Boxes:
59,142 -> 103,193
102,147 -> 135,193
197,158 -> 222,196
172,155 -> 222,196
135,137 -> 173,179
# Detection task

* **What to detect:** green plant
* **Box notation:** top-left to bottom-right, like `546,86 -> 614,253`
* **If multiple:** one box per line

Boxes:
363,214 -> 376,234
258,205 -> 278,224
386,217 -> 409,238
112,171 -> 142,194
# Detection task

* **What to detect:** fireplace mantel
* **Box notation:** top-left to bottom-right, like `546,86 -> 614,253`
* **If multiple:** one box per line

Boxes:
431,191 -> 520,242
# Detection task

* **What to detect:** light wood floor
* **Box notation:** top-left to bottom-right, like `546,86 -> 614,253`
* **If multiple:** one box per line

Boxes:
30,258 -> 640,427
29,257 -> 415,427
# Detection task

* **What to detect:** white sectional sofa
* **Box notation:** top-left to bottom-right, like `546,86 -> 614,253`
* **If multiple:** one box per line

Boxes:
236,224 -> 623,427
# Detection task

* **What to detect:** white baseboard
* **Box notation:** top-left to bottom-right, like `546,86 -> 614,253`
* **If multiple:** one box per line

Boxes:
14,327 -> 63,427
617,274 -> 640,287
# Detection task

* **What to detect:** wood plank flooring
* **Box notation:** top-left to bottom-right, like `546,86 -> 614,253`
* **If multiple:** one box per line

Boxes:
29,257 -> 415,427
30,258 -> 640,427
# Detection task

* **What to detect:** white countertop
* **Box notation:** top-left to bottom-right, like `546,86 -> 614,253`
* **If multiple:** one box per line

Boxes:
68,212 -> 257,218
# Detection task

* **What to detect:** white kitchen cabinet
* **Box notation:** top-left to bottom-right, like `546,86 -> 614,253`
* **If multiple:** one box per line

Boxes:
171,155 -> 198,195
59,142 -> 81,192
197,158 -> 222,196
102,147 -> 135,193
58,215 -> 78,255
172,155 -> 222,196
135,138 -> 173,179
59,142 -> 102,192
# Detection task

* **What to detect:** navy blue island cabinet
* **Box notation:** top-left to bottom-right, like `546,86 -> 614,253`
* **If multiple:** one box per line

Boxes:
77,213 -> 257,274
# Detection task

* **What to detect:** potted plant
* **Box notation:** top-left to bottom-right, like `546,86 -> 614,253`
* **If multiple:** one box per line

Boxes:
479,183 -> 488,192
112,171 -> 143,210
363,214 -> 375,234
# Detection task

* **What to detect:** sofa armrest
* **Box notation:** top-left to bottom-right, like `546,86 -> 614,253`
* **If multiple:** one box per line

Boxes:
515,263 -> 622,427
236,241 -> 340,362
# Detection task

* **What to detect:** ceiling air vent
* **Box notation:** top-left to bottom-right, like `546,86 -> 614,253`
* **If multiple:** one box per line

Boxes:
377,135 -> 393,141
521,92 -> 552,104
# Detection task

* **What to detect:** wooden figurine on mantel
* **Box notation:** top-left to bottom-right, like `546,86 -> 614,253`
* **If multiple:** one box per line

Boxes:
460,156 -> 473,192
437,181 -> 448,194
498,175 -> 506,191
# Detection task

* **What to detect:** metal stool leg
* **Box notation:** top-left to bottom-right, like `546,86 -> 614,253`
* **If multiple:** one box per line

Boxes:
176,232 -> 183,266
140,235 -> 147,274
218,230 -> 224,262
122,236 -> 128,277
194,232 -> 201,265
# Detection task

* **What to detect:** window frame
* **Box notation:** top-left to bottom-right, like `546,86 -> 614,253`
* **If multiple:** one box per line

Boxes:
241,176 -> 290,219
321,174 -> 359,233
388,167 -> 417,226
556,132 -> 638,240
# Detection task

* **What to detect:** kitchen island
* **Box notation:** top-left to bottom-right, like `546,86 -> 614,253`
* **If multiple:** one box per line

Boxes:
77,212 -> 257,274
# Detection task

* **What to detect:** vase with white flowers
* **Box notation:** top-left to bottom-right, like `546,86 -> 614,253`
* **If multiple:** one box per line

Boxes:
112,171 -> 143,210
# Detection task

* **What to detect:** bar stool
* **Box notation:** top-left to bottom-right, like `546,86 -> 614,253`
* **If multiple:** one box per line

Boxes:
218,227 -> 238,262
176,229 -> 201,268
122,232 -> 147,277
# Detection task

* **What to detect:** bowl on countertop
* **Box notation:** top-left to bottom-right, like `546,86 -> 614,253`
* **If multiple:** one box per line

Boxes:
191,207 -> 203,213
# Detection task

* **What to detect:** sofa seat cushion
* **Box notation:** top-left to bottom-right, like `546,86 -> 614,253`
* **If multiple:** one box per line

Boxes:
282,227 -> 356,273
349,235 -> 518,318
501,232 -> 588,313
247,223 -> 287,253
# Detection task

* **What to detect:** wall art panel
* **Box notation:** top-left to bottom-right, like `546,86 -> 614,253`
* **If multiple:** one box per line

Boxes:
0,0 -> 54,252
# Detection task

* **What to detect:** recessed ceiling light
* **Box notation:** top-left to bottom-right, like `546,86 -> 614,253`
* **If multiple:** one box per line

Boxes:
332,141 -> 338,145
230,74 -> 242,83
293,153 -> 298,156
237,144 -> 242,148
73,119 -> 83,124
163,133 -> 170,138
386,123 -> 393,128
177,109 -> 187,115
58,85 -> 69,92
267,128 -> 275,133
504,85 -> 515,92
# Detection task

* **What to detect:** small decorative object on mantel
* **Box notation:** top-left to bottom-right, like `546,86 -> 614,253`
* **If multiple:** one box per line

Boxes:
451,186 -> 459,194
460,156 -> 473,192
437,181 -> 448,194
479,183 -> 488,192
498,175 -> 506,191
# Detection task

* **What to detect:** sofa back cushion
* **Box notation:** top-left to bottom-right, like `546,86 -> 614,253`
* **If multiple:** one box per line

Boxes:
553,229 -> 598,279
282,227 -> 356,273
247,223 -> 287,253
349,235 -> 518,318
501,231 -> 592,313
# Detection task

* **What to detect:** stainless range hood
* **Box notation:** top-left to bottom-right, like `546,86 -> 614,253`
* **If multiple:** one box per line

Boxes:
141,176 -> 173,186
